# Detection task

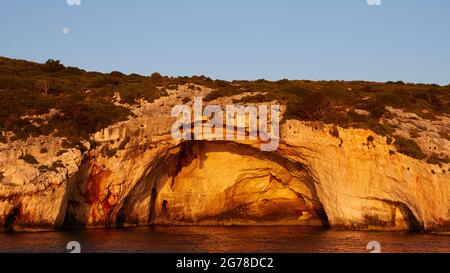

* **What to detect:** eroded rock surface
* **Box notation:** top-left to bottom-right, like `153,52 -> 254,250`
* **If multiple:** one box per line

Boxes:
0,136 -> 81,231
0,85 -> 449,233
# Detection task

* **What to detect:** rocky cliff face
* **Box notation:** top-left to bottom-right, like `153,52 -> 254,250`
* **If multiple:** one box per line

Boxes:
1,85 -> 449,233
0,136 -> 81,231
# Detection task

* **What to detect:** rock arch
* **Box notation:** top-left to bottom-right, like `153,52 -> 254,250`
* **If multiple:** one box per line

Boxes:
111,140 -> 329,227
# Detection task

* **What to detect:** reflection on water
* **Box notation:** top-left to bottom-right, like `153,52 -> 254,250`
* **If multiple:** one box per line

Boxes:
0,226 -> 448,253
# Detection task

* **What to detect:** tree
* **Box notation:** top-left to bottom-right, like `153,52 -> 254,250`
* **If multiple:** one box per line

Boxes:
299,91 -> 334,121
43,59 -> 64,72
37,79 -> 53,95
150,72 -> 162,81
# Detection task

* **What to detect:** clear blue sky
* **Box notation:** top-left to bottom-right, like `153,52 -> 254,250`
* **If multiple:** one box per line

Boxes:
1,0 -> 449,85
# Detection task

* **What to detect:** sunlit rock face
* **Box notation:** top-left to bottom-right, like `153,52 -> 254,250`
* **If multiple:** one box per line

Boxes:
61,119 -> 449,232
64,139 -> 326,228
151,141 -> 326,226
1,86 -> 449,233
0,136 -> 81,232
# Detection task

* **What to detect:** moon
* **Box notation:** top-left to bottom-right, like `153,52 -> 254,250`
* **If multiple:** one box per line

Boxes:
66,0 -> 81,6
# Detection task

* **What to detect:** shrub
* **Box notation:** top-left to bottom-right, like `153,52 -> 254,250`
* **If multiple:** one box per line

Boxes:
386,136 -> 393,145
439,132 -> 450,142
204,86 -> 243,101
0,75 -> 25,89
239,94 -> 268,103
74,142 -> 88,153
296,91 -> 334,122
89,75 -> 120,88
347,110 -> 367,123
329,127 -> 339,138
40,147 -> 48,153
106,148 -> 117,157
36,79 -> 54,95
394,137 -> 426,160
409,130 -> 420,138
52,160 -> 65,169
371,123 -> 395,137
38,165 -> 49,172
89,140 -> 98,149
43,59 -> 65,72
19,154 -> 39,164
426,153 -> 450,167
110,71 -> 124,78
366,135 -> 375,147
1,56 -> 449,150
365,101 -> 386,119
0,134 -> 6,144
150,72 -> 162,81
426,154 -> 443,167
56,149 -> 68,156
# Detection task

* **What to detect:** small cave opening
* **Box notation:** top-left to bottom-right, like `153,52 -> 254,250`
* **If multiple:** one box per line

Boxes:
396,203 -> 423,232
161,200 -> 169,218
4,206 -> 20,232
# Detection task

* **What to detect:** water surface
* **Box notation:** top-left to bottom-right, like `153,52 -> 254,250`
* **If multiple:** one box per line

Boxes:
0,226 -> 448,253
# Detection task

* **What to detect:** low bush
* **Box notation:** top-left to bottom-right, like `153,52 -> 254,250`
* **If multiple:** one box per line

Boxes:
394,137 -> 426,160
329,127 -> 340,138
181,97 -> 191,104
106,148 -> 117,157
19,154 -> 39,164
56,149 -> 68,156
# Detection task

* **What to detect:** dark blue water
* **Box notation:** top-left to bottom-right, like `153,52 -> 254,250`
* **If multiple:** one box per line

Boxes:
0,226 -> 448,253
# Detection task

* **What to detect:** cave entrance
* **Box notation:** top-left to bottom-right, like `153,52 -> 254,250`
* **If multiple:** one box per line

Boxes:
147,140 -> 329,226
161,200 -> 169,219
4,206 -> 20,232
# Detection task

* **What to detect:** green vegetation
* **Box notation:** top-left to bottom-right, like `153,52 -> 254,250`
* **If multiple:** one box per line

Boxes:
0,57 -> 234,144
1,56 -> 449,163
106,148 -> 118,157
386,136 -> 393,145
394,137 -> 426,160
181,97 -> 191,104
56,149 -> 68,156
329,127 -> 339,138
52,160 -> 64,169
204,86 -> 243,101
426,153 -> 450,167
19,154 -> 39,165
409,129 -> 420,138
439,132 -> 450,142
38,165 -> 50,172
366,135 -> 375,148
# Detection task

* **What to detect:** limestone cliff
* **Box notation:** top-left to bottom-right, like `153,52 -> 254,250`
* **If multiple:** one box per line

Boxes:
0,85 -> 449,233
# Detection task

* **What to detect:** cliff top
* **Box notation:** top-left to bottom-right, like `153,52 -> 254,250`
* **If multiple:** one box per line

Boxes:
0,56 -> 449,164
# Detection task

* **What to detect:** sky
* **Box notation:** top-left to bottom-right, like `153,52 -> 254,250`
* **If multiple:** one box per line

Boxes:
0,0 -> 449,85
